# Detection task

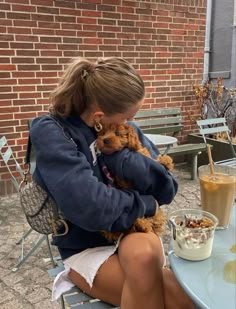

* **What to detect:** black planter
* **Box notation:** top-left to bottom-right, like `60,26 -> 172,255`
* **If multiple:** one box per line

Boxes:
188,133 -> 236,166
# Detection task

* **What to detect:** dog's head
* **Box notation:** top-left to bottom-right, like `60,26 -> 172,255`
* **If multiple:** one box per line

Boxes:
96,123 -> 141,154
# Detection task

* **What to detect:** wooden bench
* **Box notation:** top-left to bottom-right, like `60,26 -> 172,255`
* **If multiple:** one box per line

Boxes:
48,264 -> 119,309
134,107 -> 210,180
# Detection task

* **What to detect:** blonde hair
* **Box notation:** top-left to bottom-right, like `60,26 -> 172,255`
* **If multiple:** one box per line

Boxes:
50,57 -> 145,117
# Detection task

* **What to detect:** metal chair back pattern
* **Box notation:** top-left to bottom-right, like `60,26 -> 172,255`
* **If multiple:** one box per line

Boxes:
197,117 -> 236,168
0,135 -> 56,271
0,136 -> 24,191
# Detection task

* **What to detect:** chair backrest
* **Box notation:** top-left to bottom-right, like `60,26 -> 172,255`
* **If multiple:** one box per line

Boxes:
0,136 -> 24,191
197,117 -> 236,158
134,107 -> 183,136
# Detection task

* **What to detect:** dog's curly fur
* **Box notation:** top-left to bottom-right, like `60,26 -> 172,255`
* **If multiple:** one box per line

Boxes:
96,123 -> 174,242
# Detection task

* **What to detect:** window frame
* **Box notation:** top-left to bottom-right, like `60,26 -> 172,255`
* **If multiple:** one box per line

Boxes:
234,0 -> 236,26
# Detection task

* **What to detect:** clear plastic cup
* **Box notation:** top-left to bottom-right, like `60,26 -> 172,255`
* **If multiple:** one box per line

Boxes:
168,209 -> 218,261
198,165 -> 236,229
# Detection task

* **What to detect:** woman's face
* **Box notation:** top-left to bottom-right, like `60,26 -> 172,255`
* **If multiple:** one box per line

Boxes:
101,98 -> 144,125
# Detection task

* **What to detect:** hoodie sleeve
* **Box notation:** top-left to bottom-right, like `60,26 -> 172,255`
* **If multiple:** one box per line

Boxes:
30,116 -> 156,233
103,149 -> 178,205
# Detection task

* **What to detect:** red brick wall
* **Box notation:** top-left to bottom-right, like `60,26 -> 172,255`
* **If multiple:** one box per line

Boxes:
0,0 -> 206,195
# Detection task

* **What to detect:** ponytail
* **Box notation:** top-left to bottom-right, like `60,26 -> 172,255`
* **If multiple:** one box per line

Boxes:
50,57 -> 145,118
50,59 -> 95,117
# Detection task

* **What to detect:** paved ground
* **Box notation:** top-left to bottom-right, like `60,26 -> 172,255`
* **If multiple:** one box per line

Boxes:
0,163 -> 201,309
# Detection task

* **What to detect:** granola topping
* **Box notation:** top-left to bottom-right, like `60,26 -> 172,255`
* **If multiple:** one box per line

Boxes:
177,217 -> 214,229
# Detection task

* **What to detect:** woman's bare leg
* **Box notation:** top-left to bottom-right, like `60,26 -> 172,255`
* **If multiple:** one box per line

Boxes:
69,254 -> 124,306
118,232 -> 165,309
68,233 -> 194,309
163,267 -> 194,309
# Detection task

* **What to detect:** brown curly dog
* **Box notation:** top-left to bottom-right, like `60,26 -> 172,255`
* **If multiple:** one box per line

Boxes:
96,123 -> 174,242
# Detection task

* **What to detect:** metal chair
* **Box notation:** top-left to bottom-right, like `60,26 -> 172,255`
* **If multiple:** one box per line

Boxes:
0,136 -> 56,271
197,117 -> 236,168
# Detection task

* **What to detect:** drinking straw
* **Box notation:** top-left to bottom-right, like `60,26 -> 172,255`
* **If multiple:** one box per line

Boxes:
207,144 -> 215,175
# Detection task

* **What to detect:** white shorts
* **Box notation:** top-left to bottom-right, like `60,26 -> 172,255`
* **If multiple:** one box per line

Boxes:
52,239 -> 120,301
51,236 -> 165,301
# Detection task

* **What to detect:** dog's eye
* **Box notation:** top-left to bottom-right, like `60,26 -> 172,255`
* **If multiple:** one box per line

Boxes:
115,131 -> 120,136
103,138 -> 110,144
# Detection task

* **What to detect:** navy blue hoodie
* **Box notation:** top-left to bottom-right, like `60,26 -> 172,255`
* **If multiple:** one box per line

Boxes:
30,114 -> 178,260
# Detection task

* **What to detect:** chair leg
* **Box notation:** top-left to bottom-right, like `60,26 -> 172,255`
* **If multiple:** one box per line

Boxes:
16,228 -> 34,263
12,234 -> 47,272
15,227 -> 33,245
45,235 -> 57,268
191,153 -> 199,180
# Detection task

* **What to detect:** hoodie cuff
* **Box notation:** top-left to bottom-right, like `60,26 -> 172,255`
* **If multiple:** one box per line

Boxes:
140,195 -> 157,217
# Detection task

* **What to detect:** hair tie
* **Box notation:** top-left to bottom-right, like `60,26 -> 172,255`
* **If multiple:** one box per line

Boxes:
82,69 -> 89,79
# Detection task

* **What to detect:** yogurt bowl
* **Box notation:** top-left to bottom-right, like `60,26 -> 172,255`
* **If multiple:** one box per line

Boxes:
168,209 -> 218,261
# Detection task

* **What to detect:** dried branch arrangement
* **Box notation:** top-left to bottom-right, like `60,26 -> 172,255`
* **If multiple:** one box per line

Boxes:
189,78 -> 236,142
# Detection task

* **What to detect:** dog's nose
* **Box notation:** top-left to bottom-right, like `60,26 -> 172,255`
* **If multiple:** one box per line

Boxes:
103,138 -> 110,144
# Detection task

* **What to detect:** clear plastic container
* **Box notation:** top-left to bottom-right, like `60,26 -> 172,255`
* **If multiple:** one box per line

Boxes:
168,209 -> 218,261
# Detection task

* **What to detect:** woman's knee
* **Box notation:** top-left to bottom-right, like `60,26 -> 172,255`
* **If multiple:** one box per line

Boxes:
119,233 -> 164,281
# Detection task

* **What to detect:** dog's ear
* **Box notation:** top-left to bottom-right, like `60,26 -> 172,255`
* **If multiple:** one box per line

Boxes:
127,125 -> 142,151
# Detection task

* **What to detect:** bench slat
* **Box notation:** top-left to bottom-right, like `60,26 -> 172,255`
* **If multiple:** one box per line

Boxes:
72,301 -> 118,308
216,158 -> 236,167
199,125 -> 229,135
197,117 -> 226,126
134,116 -> 182,127
136,107 -> 181,117
168,143 -> 207,156
137,125 -> 183,135
64,292 -> 93,304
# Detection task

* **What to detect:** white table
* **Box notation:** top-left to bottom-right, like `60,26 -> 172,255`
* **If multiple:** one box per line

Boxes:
144,134 -> 177,154
168,205 -> 236,309
144,134 -> 177,146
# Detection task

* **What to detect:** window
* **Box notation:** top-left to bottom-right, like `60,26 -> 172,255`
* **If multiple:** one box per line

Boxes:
209,0 -> 234,79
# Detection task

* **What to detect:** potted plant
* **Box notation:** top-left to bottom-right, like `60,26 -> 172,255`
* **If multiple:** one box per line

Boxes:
188,78 -> 236,164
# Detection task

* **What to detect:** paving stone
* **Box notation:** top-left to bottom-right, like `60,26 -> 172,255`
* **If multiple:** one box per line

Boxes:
1,270 -> 26,286
34,299 -> 60,309
25,287 -> 51,304
0,298 -> 33,309
0,282 -> 14,304
14,281 -> 36,296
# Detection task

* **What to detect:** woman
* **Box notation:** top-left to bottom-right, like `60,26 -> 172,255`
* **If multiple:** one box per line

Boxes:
30,57 -> 194,309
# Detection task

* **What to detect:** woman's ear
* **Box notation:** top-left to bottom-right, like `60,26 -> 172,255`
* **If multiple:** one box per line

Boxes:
93,111 -> 104,124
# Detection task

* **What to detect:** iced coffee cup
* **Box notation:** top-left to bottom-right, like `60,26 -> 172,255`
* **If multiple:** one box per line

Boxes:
198,165 -> 236,229
168,209 -> 218,261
